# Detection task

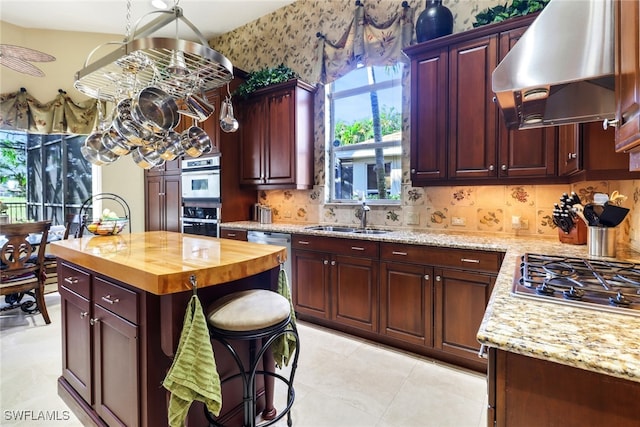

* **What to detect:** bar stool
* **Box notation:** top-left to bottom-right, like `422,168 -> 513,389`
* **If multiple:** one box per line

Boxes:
204,289 -> 299,427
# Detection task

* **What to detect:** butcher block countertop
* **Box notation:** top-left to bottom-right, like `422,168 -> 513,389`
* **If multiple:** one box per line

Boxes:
49,231 -> 286,295
221,221 -> 640,383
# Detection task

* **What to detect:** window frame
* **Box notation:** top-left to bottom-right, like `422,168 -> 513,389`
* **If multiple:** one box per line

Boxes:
326,64 -> 403,205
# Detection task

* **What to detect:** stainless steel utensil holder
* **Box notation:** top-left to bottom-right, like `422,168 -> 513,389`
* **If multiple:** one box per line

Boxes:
587,226 -> 617,257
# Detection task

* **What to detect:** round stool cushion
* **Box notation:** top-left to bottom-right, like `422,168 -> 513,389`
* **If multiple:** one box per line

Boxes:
207,289 -> 290,332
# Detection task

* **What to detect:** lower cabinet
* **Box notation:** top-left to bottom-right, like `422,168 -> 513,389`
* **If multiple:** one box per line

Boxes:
219,228 -> 248,241
488,348 -> 640,427
59,261 -> 140,427
292,235 -> 378,333
292,235 -> 503,370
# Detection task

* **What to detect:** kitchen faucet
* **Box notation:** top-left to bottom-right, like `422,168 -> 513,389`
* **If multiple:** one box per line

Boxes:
360,202 -> 370,229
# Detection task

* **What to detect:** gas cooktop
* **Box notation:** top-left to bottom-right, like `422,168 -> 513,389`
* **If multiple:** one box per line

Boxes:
512,253 -> 640,316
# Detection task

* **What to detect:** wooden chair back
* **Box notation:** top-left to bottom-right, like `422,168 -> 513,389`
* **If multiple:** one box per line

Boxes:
63,213 -> 83,239
0,220 -> 52,324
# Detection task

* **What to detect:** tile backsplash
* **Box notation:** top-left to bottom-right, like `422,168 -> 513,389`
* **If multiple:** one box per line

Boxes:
260,180 -> 640,250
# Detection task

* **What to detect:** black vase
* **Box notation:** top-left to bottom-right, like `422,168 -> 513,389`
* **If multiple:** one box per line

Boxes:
415,0 -> 454,43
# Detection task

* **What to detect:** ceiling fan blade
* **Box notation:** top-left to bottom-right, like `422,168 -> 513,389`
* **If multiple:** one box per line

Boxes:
0,56 -> 46,77
0,44 -> 55,62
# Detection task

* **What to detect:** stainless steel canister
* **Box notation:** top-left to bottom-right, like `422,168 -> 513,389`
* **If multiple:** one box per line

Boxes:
587,226 -> 617,257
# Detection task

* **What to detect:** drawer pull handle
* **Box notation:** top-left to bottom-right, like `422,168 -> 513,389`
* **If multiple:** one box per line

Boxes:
101,295 -> 120,304
461,258 -> 480,264
297,241 -> 310,245
90,318 -> 99,326
80,311 -> 88,319
64,277 -> 79,285
227,233 -> 236,237
351,246 -> 365,251
392,251 -> 408,256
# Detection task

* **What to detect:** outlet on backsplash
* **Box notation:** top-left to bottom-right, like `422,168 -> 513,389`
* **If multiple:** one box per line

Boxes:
406,212 -> 419,225
451,216 -> 466,226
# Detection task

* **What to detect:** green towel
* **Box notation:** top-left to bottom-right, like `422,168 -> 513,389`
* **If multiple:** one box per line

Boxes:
272,268 -> 298,369
163,295 -> 222,426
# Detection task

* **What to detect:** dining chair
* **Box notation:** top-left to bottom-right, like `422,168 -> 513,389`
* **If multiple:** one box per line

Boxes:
43,213 -> 83,293
63,213 -> 83,239
0,220 -> 52,324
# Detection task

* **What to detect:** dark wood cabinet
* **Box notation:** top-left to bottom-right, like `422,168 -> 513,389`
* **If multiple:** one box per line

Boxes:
292,235 -> 379,333
58,262 -> 141,427
379,242 -> 501,369
614,0 -> 640,159
144,172 -> 181,232
558,122 -> 640,180
448,35 -> 499,179
406,14 -> 559,185
434,268 -> 495,361
219,228 -> 247,241
380,261 -> 433,347
238,79 -> 315,190
487,348 -> 640,427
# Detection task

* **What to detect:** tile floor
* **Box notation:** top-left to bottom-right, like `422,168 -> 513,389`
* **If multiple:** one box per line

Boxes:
0,293 -> 488,427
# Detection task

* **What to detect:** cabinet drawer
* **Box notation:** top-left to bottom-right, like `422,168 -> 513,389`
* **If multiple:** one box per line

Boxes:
58,262 -> 91,299
380,243 -> 502,273
292,235 -> 379,258
220,228 -> 248,241
93,277 -> 139,324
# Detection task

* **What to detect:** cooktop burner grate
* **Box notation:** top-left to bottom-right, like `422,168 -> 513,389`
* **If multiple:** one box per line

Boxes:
512,253 -> 640,316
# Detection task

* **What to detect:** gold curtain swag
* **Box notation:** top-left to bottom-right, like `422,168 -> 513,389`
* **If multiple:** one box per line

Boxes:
314,0 -> 414,85
0,88 -> 99,135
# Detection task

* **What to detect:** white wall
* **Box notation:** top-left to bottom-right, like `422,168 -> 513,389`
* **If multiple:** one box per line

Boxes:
0,22 -> 145,232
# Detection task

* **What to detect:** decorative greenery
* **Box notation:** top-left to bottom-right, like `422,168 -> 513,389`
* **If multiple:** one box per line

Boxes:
472,0 -> 550,28
233,64 -> 299,98
334,106 -> 402,146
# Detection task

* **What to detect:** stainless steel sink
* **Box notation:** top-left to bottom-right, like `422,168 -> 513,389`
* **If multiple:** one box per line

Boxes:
352,229 -> 390,235
304,225 -> 390,234
304,225 -> 358,233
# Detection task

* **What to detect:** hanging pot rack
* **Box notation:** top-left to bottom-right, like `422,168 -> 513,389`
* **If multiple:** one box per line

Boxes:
73,6 -> 233,102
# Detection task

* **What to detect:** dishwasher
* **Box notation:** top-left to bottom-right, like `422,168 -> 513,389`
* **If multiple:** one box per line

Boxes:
247,231 -> 292,283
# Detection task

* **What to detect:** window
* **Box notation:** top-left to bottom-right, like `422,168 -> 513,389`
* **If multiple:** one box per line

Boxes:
327,64 -> 403,203
0,130 -> 92,225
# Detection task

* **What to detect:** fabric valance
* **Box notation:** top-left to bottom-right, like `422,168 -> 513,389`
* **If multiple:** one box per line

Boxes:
0,88 -> 99,135
314,1 -> 414,85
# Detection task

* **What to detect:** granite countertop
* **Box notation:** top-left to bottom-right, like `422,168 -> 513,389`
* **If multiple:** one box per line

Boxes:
221,221 -> 640,383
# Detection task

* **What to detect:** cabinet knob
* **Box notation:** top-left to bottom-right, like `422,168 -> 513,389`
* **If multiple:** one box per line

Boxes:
331,260 -> 336,266
435,275 -> 442,282
424,274 -> 430,281
488,165 -> 494,171
501,164 -> 507,171
492,96 -> 497,103
410,168 -> 416,174
80,311 -> 88,319
602,118 -> 619,130
323,260 -> 328,265
567,152 -> 577,160
90,318 -> 100,326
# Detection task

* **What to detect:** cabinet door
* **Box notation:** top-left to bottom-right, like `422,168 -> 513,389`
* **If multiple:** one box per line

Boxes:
380,262 -> 433,347
410,48 -> 448,182
448,35 -> 498,179
163,174 -> 182,232
292,249 -> 330,319
434,268 -> 494,361
93,304 -> 139,427
239,97 -> 266,185
615,0 -> 640,153
60,286 -> 93,404
558,125 -> 580,176
265,89 -> 295,185
331,254 -> 378,333
199,88 -> 222,154
497,26 -> 557,178
145,174 -> 163,232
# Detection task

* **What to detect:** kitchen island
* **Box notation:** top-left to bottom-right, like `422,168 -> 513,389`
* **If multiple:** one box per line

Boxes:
50,231 -> 287,427
221,221 -> 640,426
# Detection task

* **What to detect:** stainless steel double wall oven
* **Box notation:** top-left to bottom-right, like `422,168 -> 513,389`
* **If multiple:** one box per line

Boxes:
180,156 -> 221,237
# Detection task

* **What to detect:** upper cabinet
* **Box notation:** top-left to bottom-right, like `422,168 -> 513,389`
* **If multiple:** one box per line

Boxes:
405,14 -> 557,186
614,0 -> 640,169
237,79 -> 315,189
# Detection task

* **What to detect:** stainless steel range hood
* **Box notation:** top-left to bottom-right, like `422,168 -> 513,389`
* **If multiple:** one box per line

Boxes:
492,0 -> 615,130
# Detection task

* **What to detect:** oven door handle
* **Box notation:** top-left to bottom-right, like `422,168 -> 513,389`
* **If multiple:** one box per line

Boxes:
181,218 -> 219,224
